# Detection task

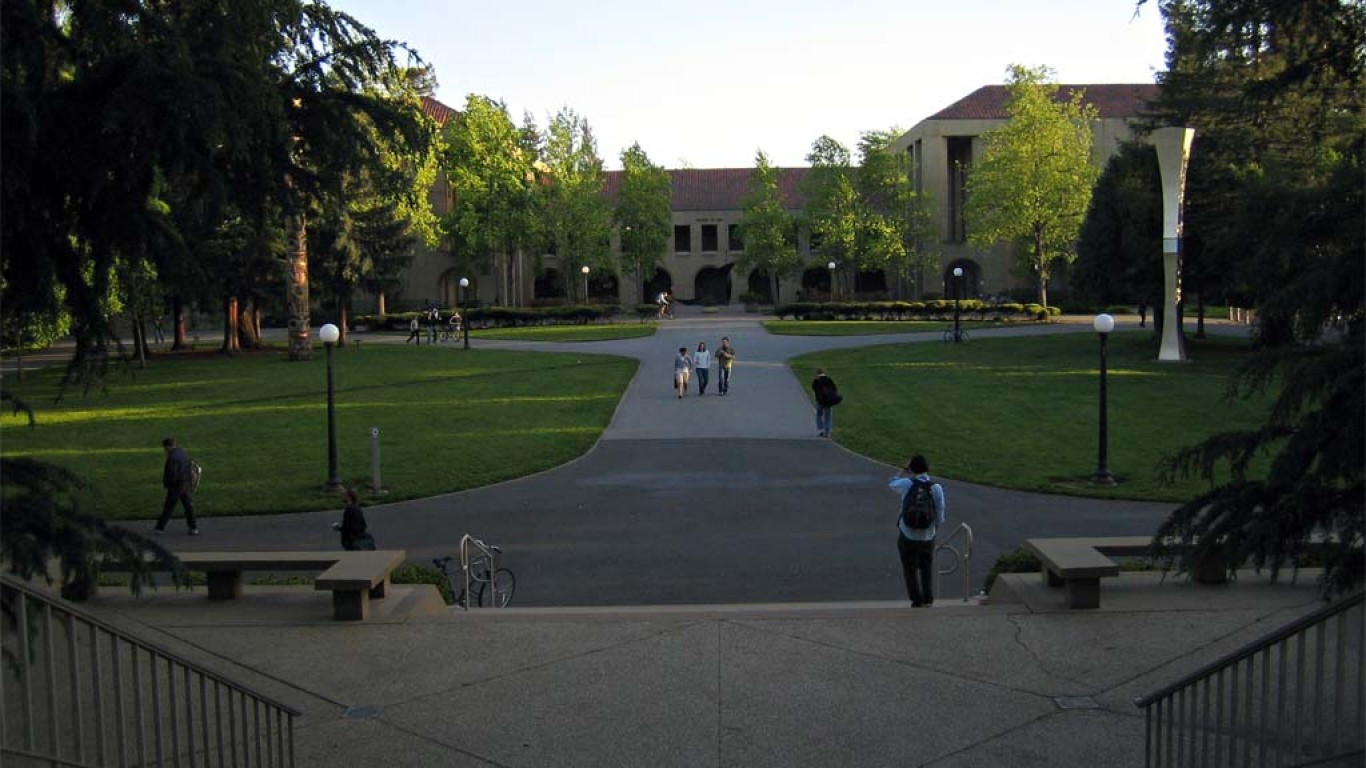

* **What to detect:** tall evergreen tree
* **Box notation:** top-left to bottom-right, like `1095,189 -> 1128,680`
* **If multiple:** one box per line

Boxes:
537,108 -> 612,302
737,151 -> 799,303
614,143 -> 673,304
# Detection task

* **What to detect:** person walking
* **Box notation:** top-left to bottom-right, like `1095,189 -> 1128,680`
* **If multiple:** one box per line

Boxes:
154,437 -> 198,535
335,487 -> 374,550
673,346 -> 693,399
811,368 -> 842,437
405,315 -> 421,344
693,341 -> 712,395
889,454 -> 946,607
715,337 -> 736,395
427,306 -> 439,344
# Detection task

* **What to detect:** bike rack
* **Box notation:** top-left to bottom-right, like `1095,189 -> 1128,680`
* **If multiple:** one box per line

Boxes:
459,533 -> 498,611
934,523 -> 974,603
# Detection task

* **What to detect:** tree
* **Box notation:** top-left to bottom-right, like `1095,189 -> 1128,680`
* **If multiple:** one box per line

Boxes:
856,129 -> 938,298
1072,142 -> 1163,317
537,108 -> 612,302
801,136 -> 859,296
737,151 -> 799,303
1147,0 -> 1364,595
614,143 -> 673,304
964,65 -> 1100,308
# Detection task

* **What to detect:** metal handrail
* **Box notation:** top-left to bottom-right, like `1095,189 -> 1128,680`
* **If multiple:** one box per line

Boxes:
458,534 -> 500,611
1133,590 -> 1363,767
2,573 -> 298,767
934,523 -> 974,603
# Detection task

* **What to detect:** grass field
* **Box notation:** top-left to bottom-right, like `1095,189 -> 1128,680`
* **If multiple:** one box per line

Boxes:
1,345 -> 636,520
791,332 -> 1269,501
764,320 -> 965,336
471,324 -> 656,342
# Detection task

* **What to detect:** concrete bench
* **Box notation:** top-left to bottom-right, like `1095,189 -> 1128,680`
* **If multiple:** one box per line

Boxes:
175,550 -> 407,621
1023,537 -> 1154,609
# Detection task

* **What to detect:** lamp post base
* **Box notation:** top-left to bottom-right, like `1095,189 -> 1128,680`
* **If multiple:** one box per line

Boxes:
1090,471 -> 1117,486
323,479 -> 344,492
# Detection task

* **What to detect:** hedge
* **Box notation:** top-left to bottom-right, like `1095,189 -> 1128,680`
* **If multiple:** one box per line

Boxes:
772,300 -> 1060,322
352,304 -> 625,331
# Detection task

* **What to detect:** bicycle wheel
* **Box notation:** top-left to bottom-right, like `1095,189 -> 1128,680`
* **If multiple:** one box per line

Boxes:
475,568 -> 516,607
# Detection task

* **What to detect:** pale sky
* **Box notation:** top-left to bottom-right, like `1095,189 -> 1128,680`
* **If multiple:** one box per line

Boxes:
330,0 -> 1169,170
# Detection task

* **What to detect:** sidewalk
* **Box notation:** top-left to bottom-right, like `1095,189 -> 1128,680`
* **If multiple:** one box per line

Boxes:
87,570 -> 1328,767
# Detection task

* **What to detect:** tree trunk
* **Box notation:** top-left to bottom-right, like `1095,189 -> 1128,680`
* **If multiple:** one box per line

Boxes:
287,214 -> 311,361
132,314 -> 147,369
171,297 -> 188,351
338,296 -> 350,346
221,296 -> 240,356
377,291 -> 387,317
238,297 -> 262,349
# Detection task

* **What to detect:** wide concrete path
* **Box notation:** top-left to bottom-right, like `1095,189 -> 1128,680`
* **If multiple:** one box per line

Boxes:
164,308 -> 1179,606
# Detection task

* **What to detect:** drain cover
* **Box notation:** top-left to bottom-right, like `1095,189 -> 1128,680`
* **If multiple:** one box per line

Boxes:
1053,696 -> 1100,710
343,705 -> 384,719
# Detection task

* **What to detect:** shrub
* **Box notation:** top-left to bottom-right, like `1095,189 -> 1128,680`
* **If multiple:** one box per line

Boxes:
391,563 -> 455,605
983,546 -> 1041,593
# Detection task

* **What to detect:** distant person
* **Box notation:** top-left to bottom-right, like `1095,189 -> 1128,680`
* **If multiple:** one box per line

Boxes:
449,310 -> 463,336
154,437 -> 198,535
152,314 -> 166,345
656,290 -> 672,319
427,306 -> 439,344
1138,302 -> 1148,328
336,487 -> 374,551
716,337 -> 736,395
693,341 -> 712,395
674,346 -> 693,399
405,315 -> 421,344
811,368 -> 842,438
889,454 -> 946,607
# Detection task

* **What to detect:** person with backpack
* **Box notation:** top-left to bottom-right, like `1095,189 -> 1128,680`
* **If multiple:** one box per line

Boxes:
889,454 -> 946,606
811,368 -> 842,437
154,437 -> 199,535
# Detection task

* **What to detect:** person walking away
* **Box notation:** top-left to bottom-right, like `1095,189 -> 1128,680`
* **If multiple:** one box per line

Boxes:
406,315 -> 421,344
674,346 -> 693,399
811,368 -> 842,437
890,454 -> 946,606
715,337 -> 736,395
427,306 -> 439,344
155,437 -> 198,535
693,341 -> 712,395
335,487 -> 374,550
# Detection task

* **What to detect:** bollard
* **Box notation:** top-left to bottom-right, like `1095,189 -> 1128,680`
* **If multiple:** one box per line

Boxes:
369,426 -> 388,495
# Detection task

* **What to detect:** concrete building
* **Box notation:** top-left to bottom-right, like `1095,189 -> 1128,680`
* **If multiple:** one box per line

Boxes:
887,83 -> 1160,300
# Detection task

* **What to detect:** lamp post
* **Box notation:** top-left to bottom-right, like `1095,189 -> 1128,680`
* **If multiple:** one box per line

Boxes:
319,322 -> 342,491
827,261 -> 836,302
1092,313 -> 1117,485
581,265 -> 591,305
951,266 -> 964,344
459,277 -> 470,350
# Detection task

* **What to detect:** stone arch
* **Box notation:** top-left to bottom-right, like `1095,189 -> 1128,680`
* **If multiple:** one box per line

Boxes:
801,267 -> 832,301
854,269 -> 888,298
643,267 -> 672,302
746,269 -> 774,303
694,264 -> 733,305
586,271 -> 619,304
943,259 -> 982,300
534,268 -> 563,300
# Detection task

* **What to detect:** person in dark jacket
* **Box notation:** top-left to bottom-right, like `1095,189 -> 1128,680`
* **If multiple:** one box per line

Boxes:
811,368 -> 841,437
337,487 -> 372,550
155,437 -> 198,535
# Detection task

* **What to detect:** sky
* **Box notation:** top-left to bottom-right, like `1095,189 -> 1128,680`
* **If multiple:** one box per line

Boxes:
329,0 -> 1170,170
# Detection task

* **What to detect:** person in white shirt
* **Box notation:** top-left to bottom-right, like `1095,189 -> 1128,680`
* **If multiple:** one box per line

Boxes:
888,454 -> 947,606
693,341 -> 712,395
673,347 -> 693,398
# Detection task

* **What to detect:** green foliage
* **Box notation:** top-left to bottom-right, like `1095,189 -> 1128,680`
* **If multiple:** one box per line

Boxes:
614,143 -> 673,303
737,151 -> 800,303
984,547 -> 1040,593
391,563 -> 455,605
964,65 -> 1100,308
536,108 -> 613,301
1073,142 -> 1163,310
771,301 -> 1055,322
1150,0 -> 1364,595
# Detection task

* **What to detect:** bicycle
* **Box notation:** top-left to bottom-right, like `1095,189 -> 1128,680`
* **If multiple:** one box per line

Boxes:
433,540 -> 515,608
942,328 -> 970,344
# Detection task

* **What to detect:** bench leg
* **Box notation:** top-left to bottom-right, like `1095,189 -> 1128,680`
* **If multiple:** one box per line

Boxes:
332,589 -> 370,621
368,577 -> 389,600
1043,569 -> 1064,588
205,572 -> 242,600
1065,578 -> 1102,609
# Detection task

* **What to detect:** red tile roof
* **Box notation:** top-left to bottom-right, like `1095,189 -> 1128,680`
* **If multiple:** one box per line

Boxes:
421,96 -> 457,126
928,83 -> 1160,121
603,167 -> 809,211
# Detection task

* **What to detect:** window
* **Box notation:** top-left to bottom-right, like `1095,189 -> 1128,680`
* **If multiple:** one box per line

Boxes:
947,136 -> 972,243
728,224 -> 743,251
674,225 -> 691,253
701,224 -> 718,252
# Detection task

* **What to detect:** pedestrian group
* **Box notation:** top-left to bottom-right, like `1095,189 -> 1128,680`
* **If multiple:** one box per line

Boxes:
673,336 -> 737,398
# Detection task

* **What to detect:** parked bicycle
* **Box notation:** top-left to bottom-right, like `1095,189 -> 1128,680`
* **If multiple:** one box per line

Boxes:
433,536 -> 515,608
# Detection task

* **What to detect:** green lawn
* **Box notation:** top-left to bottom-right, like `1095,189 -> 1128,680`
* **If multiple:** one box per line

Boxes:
791,332 -> 1269,501
765,320 -> 1021,336
472,324 -> 656,342
1,345 -> 636,520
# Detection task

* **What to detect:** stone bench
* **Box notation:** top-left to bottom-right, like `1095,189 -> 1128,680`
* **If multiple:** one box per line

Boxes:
1023,537 -> 1153,609
174,550 -> 407,621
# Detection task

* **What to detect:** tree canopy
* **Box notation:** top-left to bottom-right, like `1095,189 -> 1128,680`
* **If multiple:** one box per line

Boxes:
614,143 -> 673,303
964,64 -> 1099,308
737,151 -> 799,303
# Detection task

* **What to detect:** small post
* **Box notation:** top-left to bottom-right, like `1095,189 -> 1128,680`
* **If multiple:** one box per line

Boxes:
369,426 -> 387,496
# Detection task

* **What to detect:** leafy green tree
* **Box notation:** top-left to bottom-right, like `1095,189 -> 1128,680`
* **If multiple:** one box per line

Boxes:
614,143 -> 673,304
737,151 -> 800,302
801,136 -> 859,295
1073,142 -> 1163,317
856,129 -> 938,298
1148,0 -> 1364,594
537,108 -> 612,302
964,65 -> 1100,308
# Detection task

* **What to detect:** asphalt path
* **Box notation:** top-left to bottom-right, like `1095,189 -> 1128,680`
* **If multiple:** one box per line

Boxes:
154,309 -> 1189,606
